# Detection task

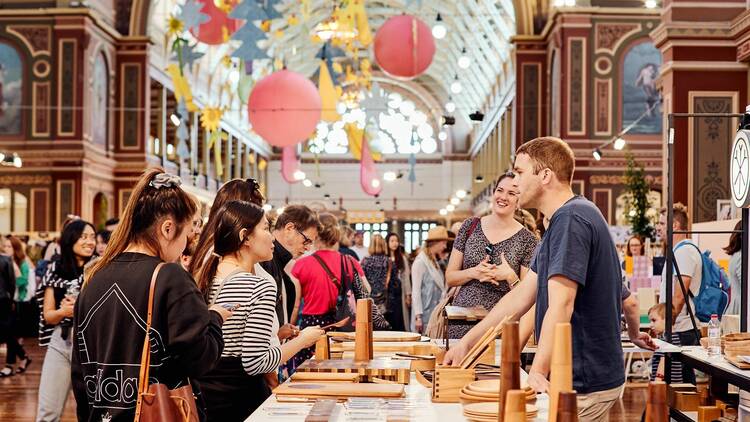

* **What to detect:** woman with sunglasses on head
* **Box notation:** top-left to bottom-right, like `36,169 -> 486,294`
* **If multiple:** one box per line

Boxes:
196,200 -> 324,420
445,173 -> 538,339
35,219 -> 96,421
71,170 -> 230,422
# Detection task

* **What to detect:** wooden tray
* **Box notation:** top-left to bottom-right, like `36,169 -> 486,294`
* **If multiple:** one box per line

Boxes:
328,331 -> 422,342
725,355 -> 750,369
296,358 -> 412,384
273,382 -> 405,399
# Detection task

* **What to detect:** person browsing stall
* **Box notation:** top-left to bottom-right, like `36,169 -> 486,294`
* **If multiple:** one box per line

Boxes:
444,137 -> 625,421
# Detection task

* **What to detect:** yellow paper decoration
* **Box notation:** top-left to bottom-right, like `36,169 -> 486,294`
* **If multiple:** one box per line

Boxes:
207,130 -> 224,177
332,62 -> 343,74
260,20 -> 271,32
221,55 -> 233,68
274,58 -> 284,70
346,123 -> 381,162
166,64 -> 198,112
274,30 -> 284,38
344,65 -> 357,84
214,0 -> 233,13
349,0 -> 372,47
201,107 -> 224,133
259,158 -> 267,171
167,15 -> 184,38
287,14 -> 299,26
300,0 -> 311,20
318,60 -> 341,122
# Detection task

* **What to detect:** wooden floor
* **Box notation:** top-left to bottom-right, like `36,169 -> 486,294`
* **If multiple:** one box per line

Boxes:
1,338 -> 648,421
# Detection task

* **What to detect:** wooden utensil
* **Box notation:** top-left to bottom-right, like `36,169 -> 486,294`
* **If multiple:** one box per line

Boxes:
355,299 -> 373,362
645,381 -> 668,422
549,323 -> 573,422
499,320 -> 520,422
503,390 -> 527,422
273,382 -> 405,399
460,315 -> 512,369
321,317 -> 351,332
556,391 -> 578,422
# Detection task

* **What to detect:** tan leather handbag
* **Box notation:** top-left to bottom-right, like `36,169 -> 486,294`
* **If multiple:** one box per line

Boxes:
134,263 -> 199,422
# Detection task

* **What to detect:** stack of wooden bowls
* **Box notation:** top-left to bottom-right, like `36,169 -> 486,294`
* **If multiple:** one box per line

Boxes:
462,402 -> 538,422
459,379 -> 536,405
722,332 -> 750,357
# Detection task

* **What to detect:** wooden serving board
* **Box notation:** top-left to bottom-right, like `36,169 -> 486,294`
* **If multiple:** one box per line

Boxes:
273,382 -> 405,399
445,305 -> 489,321
328,330 -> 422,342
330,341 -> 439,355
725,355 -> 750,369
296,358 -> 412,384
289,372 -> 359,383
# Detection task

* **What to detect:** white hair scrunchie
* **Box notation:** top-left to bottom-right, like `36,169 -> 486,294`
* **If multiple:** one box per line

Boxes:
149,173 -> 182,189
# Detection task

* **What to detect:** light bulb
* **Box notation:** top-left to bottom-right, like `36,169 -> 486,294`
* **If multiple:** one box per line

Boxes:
456,190 -> 467,199
262,204 -> 273,211
645,0 -> 657,8
614,137 -> 626,150
593,148 -> 602,161
450,81 -> 462,94
302,179 -> 313,187
439,209 -> 448,216
564,0 -> 575,5
445,102 -> 456,113
383,171 -> 397,182
12,154 -> 21,168
450,197 -> 460,205
446,204 -> 456,212
438,131 -> 448,141
432,24 -> 446,39
170,113 -> 181,126
293,170 -> 306,181
372,179 -> 381,189
458,50 -> 471,69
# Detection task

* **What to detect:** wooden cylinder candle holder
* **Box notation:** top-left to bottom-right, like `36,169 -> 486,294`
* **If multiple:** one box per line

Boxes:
645,381 -> 668,422
503,390 -> 527,422
354,299 -> 374,362
549,322 -> 573,422
557,391 -> 578,422
499,320 -> 520,422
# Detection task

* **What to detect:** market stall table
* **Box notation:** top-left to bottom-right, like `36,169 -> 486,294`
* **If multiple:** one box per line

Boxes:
246,370 -> 549,421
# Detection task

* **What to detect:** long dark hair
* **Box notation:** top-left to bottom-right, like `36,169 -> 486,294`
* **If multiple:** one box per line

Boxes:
58,219 -> 96,280
7,236 -> 26,267
85,168 -> 197,285
197,200 -> 265,301
386,232 -> 405,273
191,179 -> 264,284
724,220 -> 742,255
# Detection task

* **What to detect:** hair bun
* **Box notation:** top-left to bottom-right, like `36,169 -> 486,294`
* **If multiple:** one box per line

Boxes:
149,173 -> 182,189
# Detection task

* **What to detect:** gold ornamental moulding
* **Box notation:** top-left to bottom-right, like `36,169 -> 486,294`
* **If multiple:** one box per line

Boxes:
0,175 -> 53,186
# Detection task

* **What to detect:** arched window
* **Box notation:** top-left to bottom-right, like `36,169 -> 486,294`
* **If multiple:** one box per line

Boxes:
92,53 -> 109,148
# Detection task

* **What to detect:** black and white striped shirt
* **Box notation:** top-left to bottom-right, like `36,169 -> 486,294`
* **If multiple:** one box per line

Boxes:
208,271 -> 282,376
36,260 -> 82,346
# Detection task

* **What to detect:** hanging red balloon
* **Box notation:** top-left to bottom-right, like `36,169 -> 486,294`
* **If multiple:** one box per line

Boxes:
248,70 -> 322,148
191,0 -> 242,45
374,14 -> 435,79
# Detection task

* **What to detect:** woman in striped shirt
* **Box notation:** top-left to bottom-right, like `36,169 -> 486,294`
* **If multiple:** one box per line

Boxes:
196,200 -> 324,421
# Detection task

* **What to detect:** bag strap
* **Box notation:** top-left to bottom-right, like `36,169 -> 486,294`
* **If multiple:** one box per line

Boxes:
312,253 -> 339,287
135,262 -> 166,421
466,217 -> 481,239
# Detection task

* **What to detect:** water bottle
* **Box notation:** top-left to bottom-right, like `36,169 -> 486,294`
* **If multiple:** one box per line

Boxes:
708,314 -> 721,357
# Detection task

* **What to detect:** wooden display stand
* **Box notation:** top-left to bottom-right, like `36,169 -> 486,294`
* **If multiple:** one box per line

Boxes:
431,366 -> 477,403
645,381 -> 668,422
549,323 -> 572,422
502,390 -> 527,422
355,299 -> 374,362
556,391 -> 578,422
697,406 -> 722,422
314,336 -> 330,361
499,321 -> 520,422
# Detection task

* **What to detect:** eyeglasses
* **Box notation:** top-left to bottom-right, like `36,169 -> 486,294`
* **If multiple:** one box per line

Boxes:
296,229 -> 313,246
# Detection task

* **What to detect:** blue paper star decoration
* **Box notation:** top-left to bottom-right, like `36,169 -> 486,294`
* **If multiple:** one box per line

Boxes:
179,0 -> 209,33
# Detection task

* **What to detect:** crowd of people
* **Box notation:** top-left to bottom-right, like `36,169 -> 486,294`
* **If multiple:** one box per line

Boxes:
0,136 -> 745,422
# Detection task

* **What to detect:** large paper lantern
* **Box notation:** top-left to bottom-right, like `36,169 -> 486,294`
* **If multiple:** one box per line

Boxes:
248,70 -> 322,147
373,15 -> 435,79
191,0 -> 242,45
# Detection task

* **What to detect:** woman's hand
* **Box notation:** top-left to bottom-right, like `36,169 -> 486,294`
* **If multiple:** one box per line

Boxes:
298,326 -> 325,348
278,324 -> 299,341
208,304 -> 233,323
405,294 -> 412,308
59,296 -> 75,318
527,370 -> 550,393
415,315 -> 423,333
472,257 -> 496,283
490,253 -> 518,284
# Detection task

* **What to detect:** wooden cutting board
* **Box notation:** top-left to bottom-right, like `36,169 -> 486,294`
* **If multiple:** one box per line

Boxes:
273,382 -> 405,399
289,372 -> 359,383
328,331 -> 422,342
296,358 -> 412,384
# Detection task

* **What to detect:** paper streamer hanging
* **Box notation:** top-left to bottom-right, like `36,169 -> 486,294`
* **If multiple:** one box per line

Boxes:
207,130 -> 224,177
318,60 -> 340,122
346,123 -> 381,162
167,64 -> 198,112
281,145 -> 302,184
360,136 -> 382,196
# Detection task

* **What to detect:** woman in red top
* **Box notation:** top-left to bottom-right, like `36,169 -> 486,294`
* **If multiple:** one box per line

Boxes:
291,213 -> 383,367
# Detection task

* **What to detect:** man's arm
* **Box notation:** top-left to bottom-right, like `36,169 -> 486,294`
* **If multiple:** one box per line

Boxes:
624,294 -> 656,350
671,275 -> 692,323
527,275 -> 577,392
443,270 -> 538,365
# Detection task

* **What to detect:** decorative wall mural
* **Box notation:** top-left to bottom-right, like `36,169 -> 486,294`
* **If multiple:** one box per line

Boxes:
92,54 -> 108,147
621,41 -> 662,134
0,42 -> 23,135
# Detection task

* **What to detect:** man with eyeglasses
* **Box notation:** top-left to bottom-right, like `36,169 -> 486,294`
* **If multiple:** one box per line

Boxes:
261,205 -> 321,340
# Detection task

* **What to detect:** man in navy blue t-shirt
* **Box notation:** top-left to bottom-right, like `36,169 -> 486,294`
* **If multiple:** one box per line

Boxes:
444,137 -> 624,421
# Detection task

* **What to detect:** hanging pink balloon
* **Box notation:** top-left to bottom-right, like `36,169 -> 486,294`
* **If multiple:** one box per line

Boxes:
191,0 -> 242,45
374,14 -> 435,79
248,70 -> 322,147
280,146 -> 302,183
360,139 -> 382,197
